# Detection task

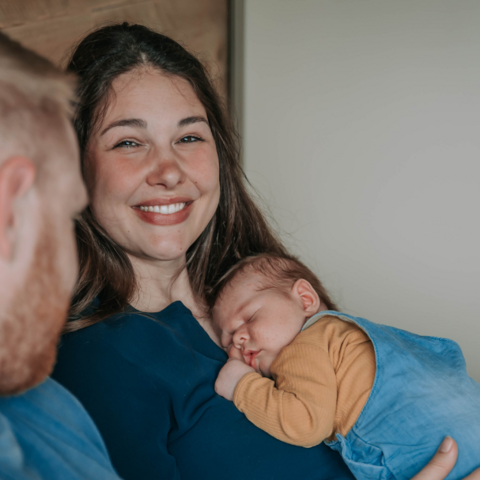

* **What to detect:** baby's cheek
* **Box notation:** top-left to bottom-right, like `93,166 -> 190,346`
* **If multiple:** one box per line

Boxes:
260,355 -> 276,378
261,328 -> 286,350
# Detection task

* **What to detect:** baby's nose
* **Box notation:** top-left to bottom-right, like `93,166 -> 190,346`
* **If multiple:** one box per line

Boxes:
233,330 -> 248,346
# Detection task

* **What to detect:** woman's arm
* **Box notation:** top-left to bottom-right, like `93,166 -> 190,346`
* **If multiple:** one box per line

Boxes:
413,438 -> 480,480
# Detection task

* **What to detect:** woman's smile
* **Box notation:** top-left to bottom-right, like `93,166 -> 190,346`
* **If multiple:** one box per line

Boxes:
133,197 -> 194,226
137,203 -> 186,214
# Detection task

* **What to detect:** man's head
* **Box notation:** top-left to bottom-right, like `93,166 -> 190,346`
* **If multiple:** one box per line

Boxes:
0,33 -> 88,395
212,254 -> 337,376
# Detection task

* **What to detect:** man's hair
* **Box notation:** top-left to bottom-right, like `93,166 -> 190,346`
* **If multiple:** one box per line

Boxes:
0,31 -> 75,170
216,253 -> 339,311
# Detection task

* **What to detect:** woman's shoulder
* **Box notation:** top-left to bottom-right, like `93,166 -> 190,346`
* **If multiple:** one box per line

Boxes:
58,300 -> 225,374
64,301 -> 187,347
67,300 -> 192,337
53,299 -> 227,417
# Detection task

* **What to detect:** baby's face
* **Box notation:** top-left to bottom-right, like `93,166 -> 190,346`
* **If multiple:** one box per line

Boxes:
212,270 -> 309,377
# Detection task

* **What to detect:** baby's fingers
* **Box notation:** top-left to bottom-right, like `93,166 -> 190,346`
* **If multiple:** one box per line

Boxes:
227,344 -> 245,362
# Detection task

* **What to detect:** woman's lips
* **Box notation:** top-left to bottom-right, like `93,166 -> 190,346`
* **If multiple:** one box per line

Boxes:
133,200 -> 193,226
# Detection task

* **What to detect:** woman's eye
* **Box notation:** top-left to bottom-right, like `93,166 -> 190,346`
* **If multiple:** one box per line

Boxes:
178,135 -> 203,143
113,140 -> 139,149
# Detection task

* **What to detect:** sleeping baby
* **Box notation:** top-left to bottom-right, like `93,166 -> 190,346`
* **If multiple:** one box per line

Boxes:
213,254 -> 480,480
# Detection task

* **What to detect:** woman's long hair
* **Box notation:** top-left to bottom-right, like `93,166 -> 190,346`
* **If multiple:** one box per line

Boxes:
66,23 -> 288,332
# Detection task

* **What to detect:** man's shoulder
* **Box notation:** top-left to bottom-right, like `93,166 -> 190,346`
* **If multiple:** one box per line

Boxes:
0,410 -> 41,480
0,378 -> 121,480
1,377 -> 105,442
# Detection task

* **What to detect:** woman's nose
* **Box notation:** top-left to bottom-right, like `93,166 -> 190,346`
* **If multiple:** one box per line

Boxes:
146,149 -> 186,189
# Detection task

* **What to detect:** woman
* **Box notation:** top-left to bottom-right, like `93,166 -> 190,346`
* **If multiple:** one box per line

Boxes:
52,24 -> 478,480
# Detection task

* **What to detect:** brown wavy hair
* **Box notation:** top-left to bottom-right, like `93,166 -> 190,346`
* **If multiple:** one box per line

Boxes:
66,23 -> 288,332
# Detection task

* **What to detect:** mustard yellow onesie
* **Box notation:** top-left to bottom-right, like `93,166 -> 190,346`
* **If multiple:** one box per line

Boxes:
233,315 -> 376,446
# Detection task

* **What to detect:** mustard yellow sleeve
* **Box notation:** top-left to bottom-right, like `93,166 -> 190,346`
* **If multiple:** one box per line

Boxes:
232,331 -> 337,448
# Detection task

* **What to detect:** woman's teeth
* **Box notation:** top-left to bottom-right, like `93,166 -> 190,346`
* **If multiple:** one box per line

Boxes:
138,203 -> 186,214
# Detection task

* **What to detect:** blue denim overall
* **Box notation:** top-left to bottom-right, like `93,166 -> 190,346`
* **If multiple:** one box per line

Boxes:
302,311 -> 480,480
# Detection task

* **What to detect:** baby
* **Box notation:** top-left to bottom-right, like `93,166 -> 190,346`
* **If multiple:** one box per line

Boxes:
213,254 -> 480,480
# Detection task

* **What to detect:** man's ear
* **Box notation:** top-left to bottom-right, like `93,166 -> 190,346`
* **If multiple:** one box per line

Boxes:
291,279 -> 321,315
0,157 -> 36,259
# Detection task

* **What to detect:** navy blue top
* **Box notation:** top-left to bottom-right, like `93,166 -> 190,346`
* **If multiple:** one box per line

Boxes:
52,302 -> 353,480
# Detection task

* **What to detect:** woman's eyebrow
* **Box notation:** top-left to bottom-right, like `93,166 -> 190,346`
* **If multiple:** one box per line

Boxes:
100,118 -> 147,136
178,116 -> 208,127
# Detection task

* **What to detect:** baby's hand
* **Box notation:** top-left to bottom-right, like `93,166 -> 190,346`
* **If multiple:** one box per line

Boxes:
215,346 -> 255,401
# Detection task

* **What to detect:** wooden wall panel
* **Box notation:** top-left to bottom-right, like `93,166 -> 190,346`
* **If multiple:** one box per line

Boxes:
0,0 -> 228,98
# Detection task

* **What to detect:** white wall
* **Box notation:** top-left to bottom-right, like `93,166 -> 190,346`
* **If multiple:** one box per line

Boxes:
242,0 -> 480,381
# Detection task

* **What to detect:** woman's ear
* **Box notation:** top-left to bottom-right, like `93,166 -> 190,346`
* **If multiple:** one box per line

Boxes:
0,157 -> 36,260
291,279 -> 321,315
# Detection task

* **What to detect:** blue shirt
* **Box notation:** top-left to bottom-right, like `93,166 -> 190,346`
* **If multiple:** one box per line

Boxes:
0,377 -> 120,480
53,302 -> 354,480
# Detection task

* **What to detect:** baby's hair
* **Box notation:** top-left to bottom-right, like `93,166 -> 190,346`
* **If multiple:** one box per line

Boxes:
215,253 -> 339,311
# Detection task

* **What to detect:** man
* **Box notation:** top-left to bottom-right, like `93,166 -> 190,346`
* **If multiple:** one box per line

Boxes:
0,30 -> 471,480
0,32 -> 120,479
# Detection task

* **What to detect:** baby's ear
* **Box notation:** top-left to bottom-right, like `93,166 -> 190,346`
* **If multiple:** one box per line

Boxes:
291,279 -> 321,315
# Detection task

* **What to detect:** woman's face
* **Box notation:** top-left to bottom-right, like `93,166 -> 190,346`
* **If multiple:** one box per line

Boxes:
85,68 -> 220,264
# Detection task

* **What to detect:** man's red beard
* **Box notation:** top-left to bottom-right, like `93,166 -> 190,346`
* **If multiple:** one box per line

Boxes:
0,219 -> 71,395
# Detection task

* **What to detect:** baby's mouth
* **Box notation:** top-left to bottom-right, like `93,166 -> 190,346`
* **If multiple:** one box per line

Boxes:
243,350 -> 260,369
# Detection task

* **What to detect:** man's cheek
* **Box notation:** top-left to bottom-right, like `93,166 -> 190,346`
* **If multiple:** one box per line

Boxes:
58,226 -> 79,292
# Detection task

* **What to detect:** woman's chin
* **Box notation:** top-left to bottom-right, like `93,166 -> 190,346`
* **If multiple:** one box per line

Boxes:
112,226 -> 201,265
133,245 -> 190,264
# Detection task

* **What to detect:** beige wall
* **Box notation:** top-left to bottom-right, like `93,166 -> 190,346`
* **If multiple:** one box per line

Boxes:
242,0 -> 480,381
